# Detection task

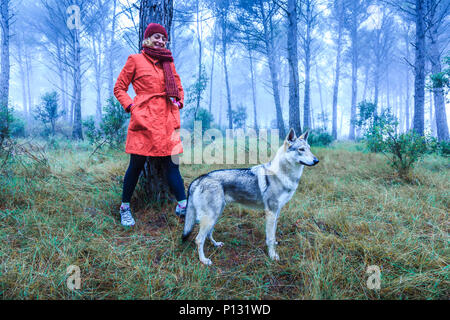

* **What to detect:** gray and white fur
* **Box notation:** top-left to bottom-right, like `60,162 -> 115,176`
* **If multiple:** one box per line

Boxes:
182,129 -> 319,265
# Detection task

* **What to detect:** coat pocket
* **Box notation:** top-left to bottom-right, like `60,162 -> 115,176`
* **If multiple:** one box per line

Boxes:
170,103 -> 181,129
129,97 -> 149,131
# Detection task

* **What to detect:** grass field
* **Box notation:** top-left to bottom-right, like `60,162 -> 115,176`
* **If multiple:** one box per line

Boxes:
0,139 -> 448,299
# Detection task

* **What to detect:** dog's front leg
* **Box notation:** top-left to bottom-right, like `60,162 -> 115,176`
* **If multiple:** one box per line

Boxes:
265,209 -> 279,261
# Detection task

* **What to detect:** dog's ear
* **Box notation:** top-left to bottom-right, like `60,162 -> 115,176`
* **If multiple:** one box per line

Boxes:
299,130 -> 309,141
286,128 -> 296,143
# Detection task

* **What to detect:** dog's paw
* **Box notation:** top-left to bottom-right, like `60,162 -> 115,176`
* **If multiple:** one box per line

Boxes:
201,258 -> 213,266
214,241 -> 224,247
269,252 -> 280,261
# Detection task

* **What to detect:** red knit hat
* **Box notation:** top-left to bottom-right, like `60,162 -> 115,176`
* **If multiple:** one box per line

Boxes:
144,23 -> 168,40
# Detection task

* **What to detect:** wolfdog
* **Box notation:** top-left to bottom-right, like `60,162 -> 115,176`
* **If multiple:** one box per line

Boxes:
182,129 -> 319,265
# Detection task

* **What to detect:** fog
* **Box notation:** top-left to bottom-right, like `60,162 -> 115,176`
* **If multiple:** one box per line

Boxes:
3,0 -> 449,140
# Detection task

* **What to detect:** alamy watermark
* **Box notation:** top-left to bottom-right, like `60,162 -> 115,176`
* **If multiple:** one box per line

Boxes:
366,265 -> 381,290
171,121 -> 282,166
66,265 -> 81,290
66,5 -> 81,30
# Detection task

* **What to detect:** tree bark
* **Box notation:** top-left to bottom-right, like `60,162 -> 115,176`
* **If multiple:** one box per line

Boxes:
221,14 -> 233,129
248,44 -> 259,133
331,1 -> 343,139
108,0 -> 117,96
71,27 -> 83,140
195,0 -> 202,118
208,22 -> 217,114
0,0 -> 10,111
349,21 -> 358,140
413,0 -> 425,136
287,0 -> 301,135
303,0 -> 312,131
404,26 -> 411,132
259,0 -> 285,137
428,1 -> 449,141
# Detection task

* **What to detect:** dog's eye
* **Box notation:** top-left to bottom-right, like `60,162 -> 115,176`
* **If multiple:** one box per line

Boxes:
298,148 -> 305,152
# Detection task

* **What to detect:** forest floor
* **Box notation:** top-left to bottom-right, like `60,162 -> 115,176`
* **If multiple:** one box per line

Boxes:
0,139 -> 448,299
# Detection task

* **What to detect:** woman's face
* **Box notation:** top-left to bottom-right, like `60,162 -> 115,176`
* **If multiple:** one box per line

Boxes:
148,33 -> 167,49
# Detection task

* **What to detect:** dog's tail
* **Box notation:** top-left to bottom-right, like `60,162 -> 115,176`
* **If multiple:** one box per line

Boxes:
182,192 -> 196,242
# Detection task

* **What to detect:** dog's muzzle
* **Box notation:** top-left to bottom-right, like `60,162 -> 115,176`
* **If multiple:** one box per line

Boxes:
300,157 -> 319,166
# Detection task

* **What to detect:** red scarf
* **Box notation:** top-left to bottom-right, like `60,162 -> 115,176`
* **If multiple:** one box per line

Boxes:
142,47 -> 180,100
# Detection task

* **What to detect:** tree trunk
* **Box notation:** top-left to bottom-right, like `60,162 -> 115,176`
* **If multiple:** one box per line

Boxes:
0,0 -> 10,111
349,22 -> 358,140
25,50 -> 32,123
195,0 -> 202,118
259,0 -> 285,137
16,34 -> 28,120
71,27 -> 83,140
248,45 -> 259,133
221,15 -> 233,129
413,0 -> 425,136
428,14 -> 449,140
208,22 -> 217,114
303,1 -> 312,131
315,64 -> 326,130
331,6 -> 343,139
92,36 -> 103,124
287,0 -> 301,135
404,27 -> 411,132
108,0 -> 117,96
56,39 -> 68,123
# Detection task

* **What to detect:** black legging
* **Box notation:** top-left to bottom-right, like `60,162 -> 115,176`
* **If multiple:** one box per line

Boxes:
122,154 -> 186,203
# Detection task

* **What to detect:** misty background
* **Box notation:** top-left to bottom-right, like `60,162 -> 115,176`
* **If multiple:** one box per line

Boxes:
2,0 -> 449,141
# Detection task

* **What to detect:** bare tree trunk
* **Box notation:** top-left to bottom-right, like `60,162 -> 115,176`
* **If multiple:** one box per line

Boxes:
0,0 -> 10,111
16,34 -> 28,120
428,12 -> 449,140
25,50 -> 32,122
56,39 -> 68,123
92,35 -> 103,124
315,64 -> 326,130
221,15 -> 233,129
108,0 -> 117,96
194,0 -> 202,118
303,0 -> 312,131
413,0 -> 425,136
349,22 -> 358,140
248,45 -> 259,132
259,0 -> 285,137
208,22 -> 217,114
331,3 -> 343,139
71,27 -> 83,140
287,0 -> 301,135
404,27 -> 411,132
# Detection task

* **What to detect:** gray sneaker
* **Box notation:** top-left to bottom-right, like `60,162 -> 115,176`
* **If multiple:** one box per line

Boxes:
120,205 -> 135,227
175,203 -> 186,217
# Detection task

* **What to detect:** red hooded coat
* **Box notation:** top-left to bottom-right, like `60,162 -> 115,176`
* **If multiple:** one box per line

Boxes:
114,51 -> 184,156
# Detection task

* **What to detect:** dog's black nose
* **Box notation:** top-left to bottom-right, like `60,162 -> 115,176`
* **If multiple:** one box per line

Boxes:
313,157 -> 319,165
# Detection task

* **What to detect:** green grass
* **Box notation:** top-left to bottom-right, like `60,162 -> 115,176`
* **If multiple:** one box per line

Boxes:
0,139 -> 448,299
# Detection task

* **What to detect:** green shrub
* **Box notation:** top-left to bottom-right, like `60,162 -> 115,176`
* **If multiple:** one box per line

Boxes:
308,128 -> 334,146
182,107 -> 214,133
83,97 -> 129,149
437,140 -> 450,157
379,131 -> 428,177
10,115 -> 25,137
33,91 -> 63,137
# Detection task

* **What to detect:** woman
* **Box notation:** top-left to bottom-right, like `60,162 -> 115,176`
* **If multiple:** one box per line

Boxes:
114,23 -> 187,227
